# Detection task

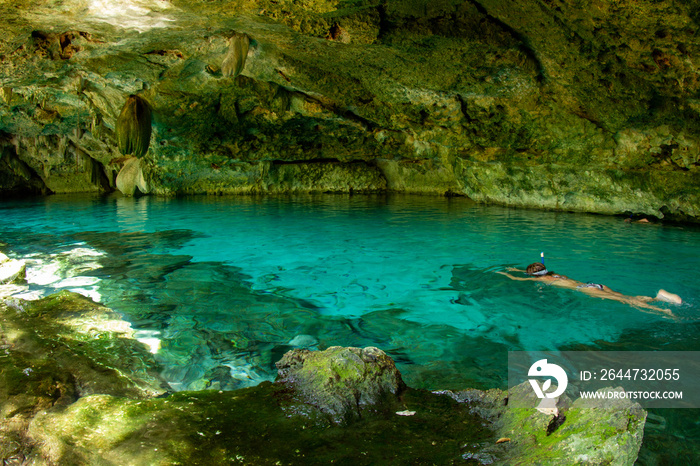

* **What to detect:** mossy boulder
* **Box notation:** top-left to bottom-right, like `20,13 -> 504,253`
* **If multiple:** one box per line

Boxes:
445,382 -> 647,466
275,346 -> 406,424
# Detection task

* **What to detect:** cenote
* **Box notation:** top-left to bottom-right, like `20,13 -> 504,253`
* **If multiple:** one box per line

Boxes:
1,193 -> 699,464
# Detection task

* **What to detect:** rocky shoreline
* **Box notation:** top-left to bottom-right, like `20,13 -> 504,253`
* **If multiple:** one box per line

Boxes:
0,282 -> 646,464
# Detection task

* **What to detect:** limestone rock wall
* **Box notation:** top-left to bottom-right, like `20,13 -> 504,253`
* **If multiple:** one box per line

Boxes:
1,0 -> 699,220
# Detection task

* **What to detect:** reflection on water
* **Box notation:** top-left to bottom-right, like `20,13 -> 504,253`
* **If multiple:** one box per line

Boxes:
1,194 -> 699,462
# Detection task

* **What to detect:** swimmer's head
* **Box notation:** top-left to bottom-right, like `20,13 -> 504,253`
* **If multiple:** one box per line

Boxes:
526,262 -> 548,276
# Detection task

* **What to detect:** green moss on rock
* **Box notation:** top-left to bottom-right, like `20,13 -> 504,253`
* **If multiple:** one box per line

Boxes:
275,346 -> 405,424
2,291 -> 167,399
445,382 -> 647,466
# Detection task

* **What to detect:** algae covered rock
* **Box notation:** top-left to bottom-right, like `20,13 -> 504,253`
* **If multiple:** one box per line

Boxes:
0,290 -> 168,464
24,355 -> 496,465
1,291 -> 167,399
444,381 -> 647,466
25,382 -> 495,465
0,306 -> 648,466
2,0 -> 700,219
275,346 -> 406,423
266,160 -> 387,193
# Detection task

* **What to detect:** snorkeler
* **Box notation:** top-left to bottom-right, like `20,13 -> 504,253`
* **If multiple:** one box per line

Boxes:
497,259 -> 682,317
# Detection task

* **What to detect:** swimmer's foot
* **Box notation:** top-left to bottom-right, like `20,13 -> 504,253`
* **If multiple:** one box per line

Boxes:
656,289 -> 682,305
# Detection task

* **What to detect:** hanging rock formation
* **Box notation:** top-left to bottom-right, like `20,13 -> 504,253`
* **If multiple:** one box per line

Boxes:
221,32 -> 250,78
1,0 -> 699,220
115,156 -> 149,195
116,95 -> 152,159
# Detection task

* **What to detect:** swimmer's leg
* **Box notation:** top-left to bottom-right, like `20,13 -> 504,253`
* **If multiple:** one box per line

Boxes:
630,300 -> 677,318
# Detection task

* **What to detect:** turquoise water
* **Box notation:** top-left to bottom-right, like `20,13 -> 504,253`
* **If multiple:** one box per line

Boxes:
1,194 -> 699,463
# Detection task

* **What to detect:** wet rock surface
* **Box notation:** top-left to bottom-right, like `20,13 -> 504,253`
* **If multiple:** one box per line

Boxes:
446,383 -> 647,465
0,291 -> 168,399
0,290 -> 168,464
275,346 -> 406,424
1,0 -> 700,220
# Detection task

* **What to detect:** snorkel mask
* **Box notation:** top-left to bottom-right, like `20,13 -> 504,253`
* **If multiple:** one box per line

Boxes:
526,253 -> 548,275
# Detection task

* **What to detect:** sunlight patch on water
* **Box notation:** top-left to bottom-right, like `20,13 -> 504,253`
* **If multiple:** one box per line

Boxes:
5,245 -> 105,302
134,329 -> 162,354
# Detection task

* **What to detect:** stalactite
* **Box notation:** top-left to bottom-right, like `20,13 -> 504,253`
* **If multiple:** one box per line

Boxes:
116,94 -> 152,158
116,157 -> 149,196
221,33 -> 250,79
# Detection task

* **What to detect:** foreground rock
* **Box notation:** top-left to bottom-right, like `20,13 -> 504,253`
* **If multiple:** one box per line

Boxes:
275,346 -> 405,424
1,292 -> 646,464
447,383 -> 647,465
0,291 -> 168,464
276,347 -> 646,464
0,292 -> 167,400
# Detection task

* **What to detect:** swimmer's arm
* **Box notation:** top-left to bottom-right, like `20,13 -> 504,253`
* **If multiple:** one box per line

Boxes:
496,271 -> 536,281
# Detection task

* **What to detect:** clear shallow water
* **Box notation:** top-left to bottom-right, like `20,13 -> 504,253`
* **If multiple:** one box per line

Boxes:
1,194 -> 699,462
